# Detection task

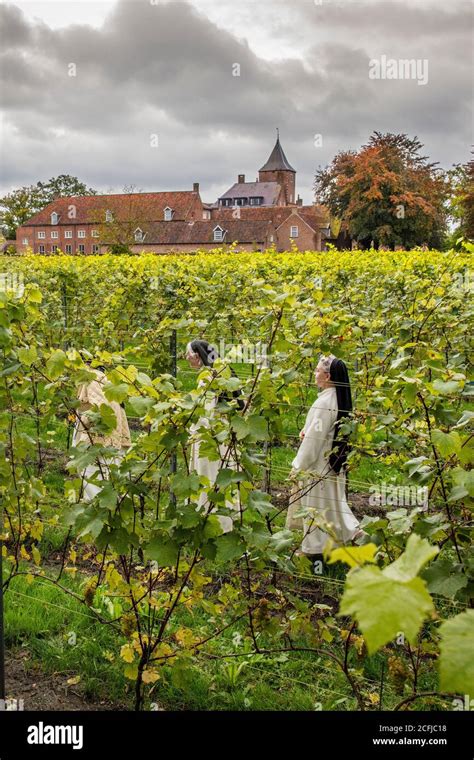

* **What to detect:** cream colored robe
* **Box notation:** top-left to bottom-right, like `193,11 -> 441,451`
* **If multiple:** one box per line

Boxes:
189,382 -> 240,533
73,369 -> 131,449
291,386 -> 359,554
72,369 -> 131,502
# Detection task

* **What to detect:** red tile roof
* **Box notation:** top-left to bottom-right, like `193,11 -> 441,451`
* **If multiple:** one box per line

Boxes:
211,205 -> 325,230
134,219 -> 272,245
22,191 -> 202,226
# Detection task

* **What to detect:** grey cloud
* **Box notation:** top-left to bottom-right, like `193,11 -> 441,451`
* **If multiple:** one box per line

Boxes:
0,0 -> 471,203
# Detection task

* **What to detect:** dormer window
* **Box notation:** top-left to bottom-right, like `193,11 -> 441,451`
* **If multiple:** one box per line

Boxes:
134,228 -> 145,243
213,225 -> 225,242
164,207 -> 173,221
50,211 -> 59,225
105,210 -> 113,222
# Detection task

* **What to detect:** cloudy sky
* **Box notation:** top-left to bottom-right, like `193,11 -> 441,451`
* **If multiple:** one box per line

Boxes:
1,0 -> 472,204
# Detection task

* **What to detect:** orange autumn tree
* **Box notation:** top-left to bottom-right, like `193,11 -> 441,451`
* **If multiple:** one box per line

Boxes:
314,132 -> 448,249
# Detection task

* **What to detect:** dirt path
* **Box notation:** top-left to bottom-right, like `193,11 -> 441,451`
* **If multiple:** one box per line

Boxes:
4,650 -> 123,711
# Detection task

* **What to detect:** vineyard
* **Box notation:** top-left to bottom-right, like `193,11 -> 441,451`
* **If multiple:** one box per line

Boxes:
0,247 -> 472,713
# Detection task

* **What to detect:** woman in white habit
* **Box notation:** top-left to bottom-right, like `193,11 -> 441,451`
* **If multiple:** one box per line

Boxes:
288,354 -> 364,558
185,339 -> 242,534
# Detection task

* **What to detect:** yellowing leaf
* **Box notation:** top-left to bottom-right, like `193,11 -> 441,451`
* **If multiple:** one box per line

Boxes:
120,644 -> 135,663
328,543 -> 378,568
142,669 -> 160,684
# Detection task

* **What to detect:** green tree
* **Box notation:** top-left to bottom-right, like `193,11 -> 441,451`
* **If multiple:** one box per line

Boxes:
314,132 -> 449,249
446,157 -> 474,246
36,174 -> 97,205
0,175 -> 97,239
0,185 -> 44,239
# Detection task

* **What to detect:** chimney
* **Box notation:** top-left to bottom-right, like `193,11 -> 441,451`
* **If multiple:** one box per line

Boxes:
238,174 -> 245,184
296,195 -> 303,206
193,182 -> 200,193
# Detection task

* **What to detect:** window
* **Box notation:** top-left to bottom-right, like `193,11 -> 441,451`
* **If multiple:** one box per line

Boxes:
92,244 -> 100,254
213,226 -> 224,242
51,231 -> 59,239
249,197 -> 262,206
234,198 -> 247,206
78,230 -> 86,238
91,230 -> 99,238
51,245 -> 58,253
78,244 -> 85,254
290,225 -> 299,238
65,244 -> 72,254
134,228 -> 144,243
202,210 -> 211,220
65,230 -> 73,238
51,212 -> 59,225
39,245 -> 45,253
22,238 -> 28,245
37,231 -> 46,239
105,210 -> 113,222
164,207 -> 173,221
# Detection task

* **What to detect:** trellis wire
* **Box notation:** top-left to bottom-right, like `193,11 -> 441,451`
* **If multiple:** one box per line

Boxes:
1,592 -> 393,706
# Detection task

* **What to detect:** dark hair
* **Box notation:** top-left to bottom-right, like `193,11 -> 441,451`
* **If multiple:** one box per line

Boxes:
189,339 -> 244,411
189,339 -> 218,367
328,357 -> 353,474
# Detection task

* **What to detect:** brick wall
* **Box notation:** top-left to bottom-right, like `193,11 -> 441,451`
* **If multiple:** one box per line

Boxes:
275,213 -> 321,251
16,223 -> 102,255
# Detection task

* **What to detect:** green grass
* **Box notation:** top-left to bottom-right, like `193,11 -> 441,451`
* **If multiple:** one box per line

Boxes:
4,569 -> 128,705
4,559 -> 446,712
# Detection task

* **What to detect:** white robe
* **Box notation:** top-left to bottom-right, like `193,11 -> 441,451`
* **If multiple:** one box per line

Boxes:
189,383 -> 240,533
291,386 -> 359,554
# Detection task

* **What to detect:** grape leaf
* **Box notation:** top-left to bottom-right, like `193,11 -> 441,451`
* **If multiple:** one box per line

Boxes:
439,610 -> 474,694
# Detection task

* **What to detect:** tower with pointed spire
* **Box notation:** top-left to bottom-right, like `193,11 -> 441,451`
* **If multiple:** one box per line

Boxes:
258,130 -> 296,205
